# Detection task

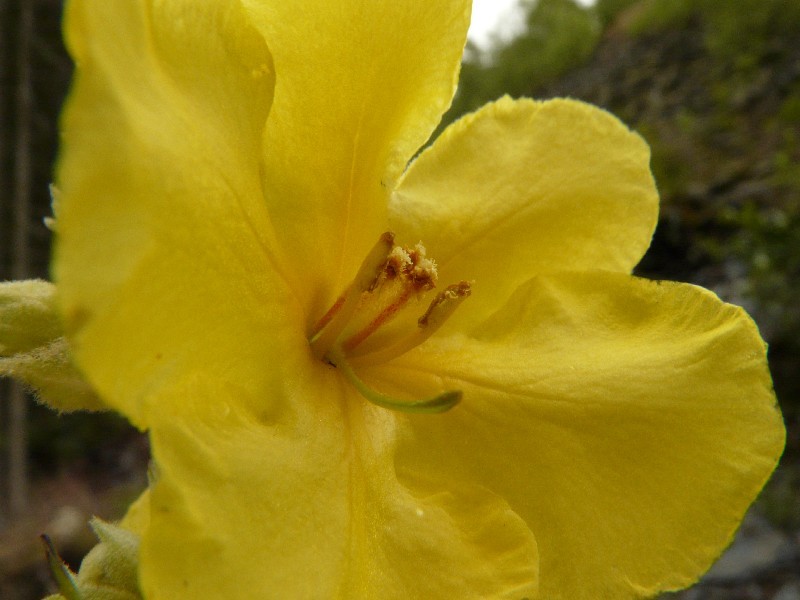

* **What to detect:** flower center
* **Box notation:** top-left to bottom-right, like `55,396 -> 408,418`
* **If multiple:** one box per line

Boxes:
308,232 -> 470,413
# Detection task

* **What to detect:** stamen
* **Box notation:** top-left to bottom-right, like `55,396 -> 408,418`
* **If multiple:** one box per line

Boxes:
339,241 -> 438,353
327,347 -> 461,414
341,287 -> 414,352
309,232 -> 395,358
418,280 -> 472,329
350,281 -> 471,367
309,293 -> 346,338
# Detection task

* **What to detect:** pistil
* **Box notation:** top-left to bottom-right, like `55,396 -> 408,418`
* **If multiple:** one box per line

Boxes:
326,346 -> 461,414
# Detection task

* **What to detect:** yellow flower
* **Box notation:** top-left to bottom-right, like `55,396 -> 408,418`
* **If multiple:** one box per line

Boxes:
52,0 -> 784,598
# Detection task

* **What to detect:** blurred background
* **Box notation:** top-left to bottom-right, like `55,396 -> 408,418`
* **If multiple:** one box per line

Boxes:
1,0 -> 798,598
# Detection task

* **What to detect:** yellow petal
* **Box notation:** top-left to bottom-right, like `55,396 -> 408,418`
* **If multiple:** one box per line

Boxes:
55,0 -> 294,427
391,97 -> 659,326
140,373 -> 537,599
241,0 -> 471,312
119,488 -> 150,535
367,271 -> 784,599
0,281 -> 104,411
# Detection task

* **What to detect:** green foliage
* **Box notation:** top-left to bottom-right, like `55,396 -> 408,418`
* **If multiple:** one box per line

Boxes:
492,0 -> 601,94
627,0 -> 800,73
716,200 -> 800,346
445,0 -> 600,122
593,0 -> 639,26
703,0 -> 800,67
759,464 -> 800,529
446,42 -> 499,118
623,0 -> 694,33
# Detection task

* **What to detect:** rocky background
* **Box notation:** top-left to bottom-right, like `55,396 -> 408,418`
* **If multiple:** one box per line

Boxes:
1,0 -> 798,598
